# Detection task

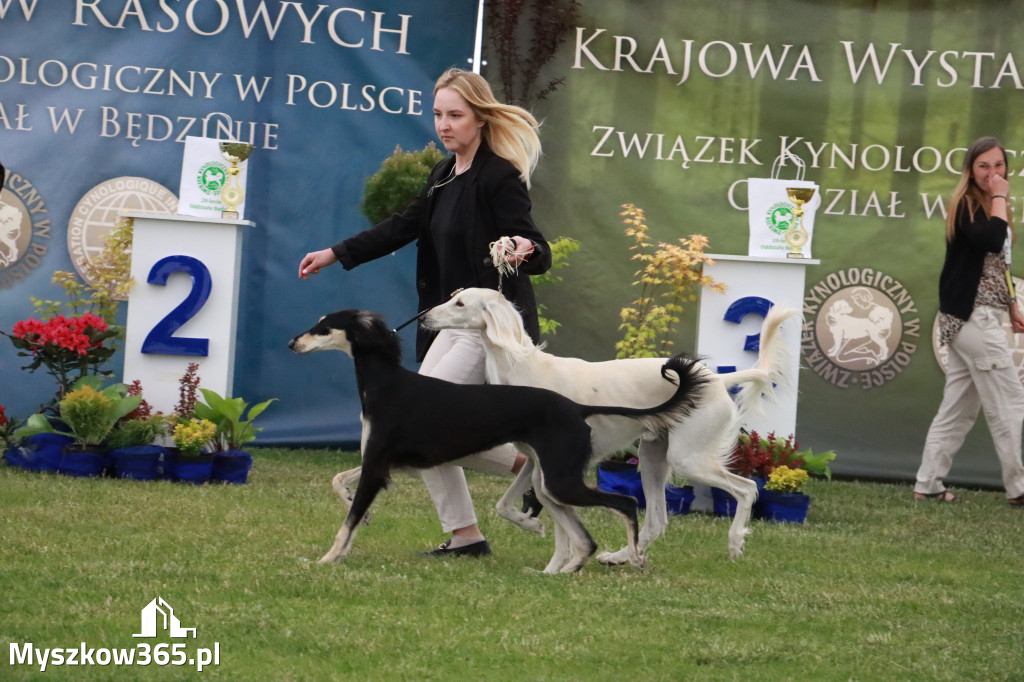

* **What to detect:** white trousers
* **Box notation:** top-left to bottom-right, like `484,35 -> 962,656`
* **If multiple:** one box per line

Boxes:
417,329 -> 518,533
916,306 -> 1024,498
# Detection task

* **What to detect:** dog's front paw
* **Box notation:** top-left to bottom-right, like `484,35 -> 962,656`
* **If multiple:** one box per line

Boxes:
318,549 -> 344,564
595,548 -> 629,566
517,516 -> 545,537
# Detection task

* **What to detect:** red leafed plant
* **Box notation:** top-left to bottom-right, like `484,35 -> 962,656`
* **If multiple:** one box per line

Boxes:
730,430 -> 836,480
729,430 -> 804,479
123,379 -> 153,420
174,362 -> 201,420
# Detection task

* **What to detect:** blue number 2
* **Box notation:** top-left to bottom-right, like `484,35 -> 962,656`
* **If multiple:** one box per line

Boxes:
717,296 -> 773,375
141,255 -> 212,356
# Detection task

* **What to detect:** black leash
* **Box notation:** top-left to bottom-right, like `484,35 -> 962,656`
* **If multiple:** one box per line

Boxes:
391,288 -> 466,334
391,308 -> 431,333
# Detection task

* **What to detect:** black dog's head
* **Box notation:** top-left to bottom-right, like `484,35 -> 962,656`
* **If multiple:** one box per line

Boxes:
289,309 -> 402,364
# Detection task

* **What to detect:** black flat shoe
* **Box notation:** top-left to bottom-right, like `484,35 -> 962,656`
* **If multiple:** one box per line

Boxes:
521,487 -> 543,518
423,538 -> 491,557
1008,493 -> 1024,509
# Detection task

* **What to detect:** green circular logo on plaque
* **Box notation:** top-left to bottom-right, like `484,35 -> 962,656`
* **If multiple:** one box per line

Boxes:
197,162 -> 228,195
765,202 -> 794,235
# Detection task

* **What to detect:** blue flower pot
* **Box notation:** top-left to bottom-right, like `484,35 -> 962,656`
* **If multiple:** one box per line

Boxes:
760,489 -> 810,524
58,445 -> 109,477
3,444 -> 33,470
15,434 -> 74,473
211,450 -> 252,484
166,451 -> 214,484
597,461 -> 646,508
711,487 -> 738,517
665,484 -> 695,515
111,445 -> 166,481
752,476 -> 768,519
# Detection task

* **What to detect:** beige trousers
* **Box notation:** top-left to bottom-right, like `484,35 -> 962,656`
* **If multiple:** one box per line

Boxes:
917,306 -> 1024,499
417,329 -> 518,533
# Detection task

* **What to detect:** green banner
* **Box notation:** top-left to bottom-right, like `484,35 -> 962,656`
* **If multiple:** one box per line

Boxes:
517,0 -> 1024,486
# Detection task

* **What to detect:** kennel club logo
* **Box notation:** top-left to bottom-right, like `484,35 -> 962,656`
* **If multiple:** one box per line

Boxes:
765,200 -> 794,235
68,177 -> 178,293
802,268 -> 920,389
196,161 -> 228,195
0,171 -> 52,289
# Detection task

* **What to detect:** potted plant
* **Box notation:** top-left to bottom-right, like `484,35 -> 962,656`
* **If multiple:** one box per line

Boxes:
166,418 -> 217,484
0,404 -> 32,470
108,414 -> 167,481
3,313 -> 118,406
596,453 -> 694,516
15,376 -> 142,477
760,465 -> 811,523
194,388 -> 275,484
721,430 -> 836,518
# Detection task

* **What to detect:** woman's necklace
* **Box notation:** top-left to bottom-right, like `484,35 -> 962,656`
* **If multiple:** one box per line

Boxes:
428,159 -> 472,197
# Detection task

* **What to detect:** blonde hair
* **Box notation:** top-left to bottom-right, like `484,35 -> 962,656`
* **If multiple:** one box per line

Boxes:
434,68 -> 541,188
946,136 -> 1015,243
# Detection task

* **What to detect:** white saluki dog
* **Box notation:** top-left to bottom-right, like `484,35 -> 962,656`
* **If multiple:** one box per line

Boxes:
421,288 -> 799,562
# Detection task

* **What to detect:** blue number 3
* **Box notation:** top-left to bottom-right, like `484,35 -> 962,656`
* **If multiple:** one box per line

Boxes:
141,255 -> 212,356
717,296 -> 773,377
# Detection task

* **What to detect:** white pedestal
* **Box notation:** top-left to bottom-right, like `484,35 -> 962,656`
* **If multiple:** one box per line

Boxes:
693,254 -> 816,510
121,211 -> 253,415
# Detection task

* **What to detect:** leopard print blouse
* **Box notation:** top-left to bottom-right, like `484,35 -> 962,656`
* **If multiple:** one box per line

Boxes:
937,251 -> 1012,346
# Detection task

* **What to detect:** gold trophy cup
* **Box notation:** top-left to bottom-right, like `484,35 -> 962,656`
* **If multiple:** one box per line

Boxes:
784,186 -> 815,258
219,141 -> 254,219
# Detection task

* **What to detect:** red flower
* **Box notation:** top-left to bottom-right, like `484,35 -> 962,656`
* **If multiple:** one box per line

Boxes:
10,315 -> 107,356
0,405 -> 7,426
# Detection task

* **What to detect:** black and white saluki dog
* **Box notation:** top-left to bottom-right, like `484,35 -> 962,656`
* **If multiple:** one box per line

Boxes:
422,288 -> 800,561
289,309 -> 708,574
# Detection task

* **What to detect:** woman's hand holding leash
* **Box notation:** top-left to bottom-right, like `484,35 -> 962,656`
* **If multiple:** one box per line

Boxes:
504,236 -> 535,266
299,248 -> 338,279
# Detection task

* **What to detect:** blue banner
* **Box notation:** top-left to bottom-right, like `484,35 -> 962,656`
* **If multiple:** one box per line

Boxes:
0,1 -> 478,445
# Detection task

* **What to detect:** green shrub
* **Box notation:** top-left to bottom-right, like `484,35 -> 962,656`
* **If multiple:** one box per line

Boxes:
360,143 -> 445,224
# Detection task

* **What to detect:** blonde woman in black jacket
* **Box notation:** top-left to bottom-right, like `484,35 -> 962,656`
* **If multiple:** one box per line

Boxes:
916,137 -> 1024,507
299,68 -> 552,553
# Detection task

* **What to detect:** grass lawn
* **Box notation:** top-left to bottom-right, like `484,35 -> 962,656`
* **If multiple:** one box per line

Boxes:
2,447 -> 1021,681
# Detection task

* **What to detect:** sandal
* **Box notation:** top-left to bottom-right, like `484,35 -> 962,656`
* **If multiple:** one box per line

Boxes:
914,490 -> 960,503
1008,494 -> 1024,509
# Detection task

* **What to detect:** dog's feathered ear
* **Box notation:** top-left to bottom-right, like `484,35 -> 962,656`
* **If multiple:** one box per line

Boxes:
351,310 -> 403,364
480,298 -> 533,352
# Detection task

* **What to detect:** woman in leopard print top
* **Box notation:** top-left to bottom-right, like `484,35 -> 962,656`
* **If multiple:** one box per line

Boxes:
916,136 -> 1024,508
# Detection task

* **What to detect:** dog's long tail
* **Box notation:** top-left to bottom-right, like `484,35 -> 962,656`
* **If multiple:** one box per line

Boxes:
726,305 -> 801,420
581,354 -> 709,438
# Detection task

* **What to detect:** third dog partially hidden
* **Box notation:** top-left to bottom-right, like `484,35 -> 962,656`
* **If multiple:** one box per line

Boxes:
289,309 -> 708,574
